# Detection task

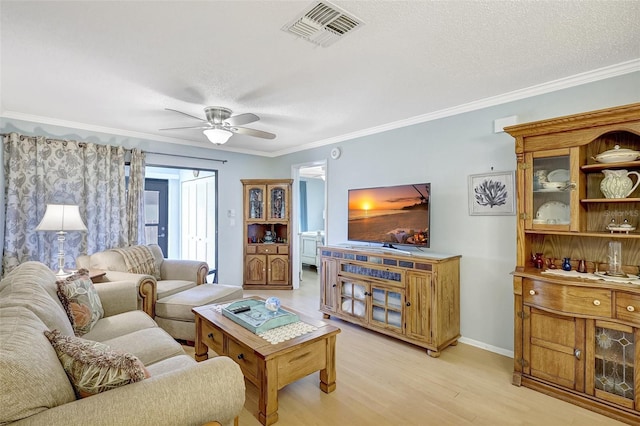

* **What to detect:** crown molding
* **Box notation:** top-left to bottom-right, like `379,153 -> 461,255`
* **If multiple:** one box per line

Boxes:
3,59 -> 638,159
273,59 -> 640,156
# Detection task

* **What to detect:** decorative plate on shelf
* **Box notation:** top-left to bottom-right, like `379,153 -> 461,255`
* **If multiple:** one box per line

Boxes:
535,201 -> 570,224
547,169 -> 570,182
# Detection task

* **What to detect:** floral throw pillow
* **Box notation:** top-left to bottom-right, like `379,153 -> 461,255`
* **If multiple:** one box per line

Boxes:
56,269 -> 104,336
44,329 -> 149,398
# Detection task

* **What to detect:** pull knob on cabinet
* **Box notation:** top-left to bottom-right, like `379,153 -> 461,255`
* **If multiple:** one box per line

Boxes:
628,305 -> 635,312
529,290 -> 536,295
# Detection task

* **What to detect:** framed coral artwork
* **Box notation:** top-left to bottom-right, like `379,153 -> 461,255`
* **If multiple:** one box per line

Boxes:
468,171 -> 516,216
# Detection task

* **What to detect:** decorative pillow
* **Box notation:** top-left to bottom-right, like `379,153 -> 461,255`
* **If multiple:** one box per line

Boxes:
44,329 -> 149,398
56,269 -> 104,336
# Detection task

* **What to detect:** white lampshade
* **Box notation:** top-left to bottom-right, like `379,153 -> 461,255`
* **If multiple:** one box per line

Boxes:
36,204 -> 87,276
36,204 -> 87,231
203,128 -> 233,145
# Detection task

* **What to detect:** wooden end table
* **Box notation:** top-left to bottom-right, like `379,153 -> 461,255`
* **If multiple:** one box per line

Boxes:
193,297 -> 340,426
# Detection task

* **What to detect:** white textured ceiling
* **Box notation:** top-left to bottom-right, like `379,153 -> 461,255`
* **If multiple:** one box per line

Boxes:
1,1 -> 639,157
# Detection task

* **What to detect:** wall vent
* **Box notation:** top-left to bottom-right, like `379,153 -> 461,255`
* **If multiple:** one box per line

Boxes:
281,1 -> 363,47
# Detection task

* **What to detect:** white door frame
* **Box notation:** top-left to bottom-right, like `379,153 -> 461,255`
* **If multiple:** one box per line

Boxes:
291,160 -> 327,290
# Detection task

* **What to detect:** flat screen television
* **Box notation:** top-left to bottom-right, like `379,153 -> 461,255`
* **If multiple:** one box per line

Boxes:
348,182 -> 430,248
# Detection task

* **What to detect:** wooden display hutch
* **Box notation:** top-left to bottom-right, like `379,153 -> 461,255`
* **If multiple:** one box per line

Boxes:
506,103 -> 640,424
319,246 -> 461,357
242,179 -> 293,290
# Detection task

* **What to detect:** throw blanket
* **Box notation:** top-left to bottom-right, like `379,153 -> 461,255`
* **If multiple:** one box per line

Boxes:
111,246 -> 161,279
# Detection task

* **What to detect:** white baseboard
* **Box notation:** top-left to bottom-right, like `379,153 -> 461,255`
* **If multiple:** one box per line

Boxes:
458,336 -> 514,359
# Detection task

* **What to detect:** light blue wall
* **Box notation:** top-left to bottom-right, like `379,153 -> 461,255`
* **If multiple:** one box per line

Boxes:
274,71 -> 640,355
301,177 -> 325,231
2,71 -> 639,355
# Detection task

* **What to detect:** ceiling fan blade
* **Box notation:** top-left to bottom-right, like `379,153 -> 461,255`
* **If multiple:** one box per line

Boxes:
225,113 -> 260,127
231,126 -> 276,140
165,108 -> 206,122
159,125 -> 211,131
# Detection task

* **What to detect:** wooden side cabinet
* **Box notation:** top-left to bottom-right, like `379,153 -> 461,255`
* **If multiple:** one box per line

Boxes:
242,179 -> 293,290
319,246 -> 460,357
507,103 -> 640,423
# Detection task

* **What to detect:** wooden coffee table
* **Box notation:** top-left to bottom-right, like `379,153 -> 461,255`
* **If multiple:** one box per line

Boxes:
193,297 -> 340,426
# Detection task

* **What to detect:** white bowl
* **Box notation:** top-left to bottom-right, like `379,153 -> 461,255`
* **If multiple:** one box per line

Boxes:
595,145 -> 640,163
541,181 -> 566,190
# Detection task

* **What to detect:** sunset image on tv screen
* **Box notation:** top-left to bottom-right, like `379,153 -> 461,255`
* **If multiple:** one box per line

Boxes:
348,183 -> 430,246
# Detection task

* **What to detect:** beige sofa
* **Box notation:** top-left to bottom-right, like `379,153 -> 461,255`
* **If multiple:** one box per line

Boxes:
0,261 -> 245,426
77,245 -> 242,341
76,244 -> 209,317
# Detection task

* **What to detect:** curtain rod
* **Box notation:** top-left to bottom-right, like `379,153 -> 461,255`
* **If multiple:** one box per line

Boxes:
143,151 -> 228,164
1,134 -> 228,164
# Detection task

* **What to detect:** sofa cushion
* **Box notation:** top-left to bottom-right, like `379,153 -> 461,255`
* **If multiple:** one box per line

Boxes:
56,270 -> 104,336
148,244 -> 165,278
44,329 -> 148,398
83,310 -> 157,342
145,354 -> 196,377
0,261 -> 74,336
0,307 -> 76,424
156,279 -> 197,300
102,327 -> 185,366
155,284 -> 243,321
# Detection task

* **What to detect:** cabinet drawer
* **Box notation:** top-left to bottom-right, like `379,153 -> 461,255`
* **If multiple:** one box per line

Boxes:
201,321 -> 224,355
278,245 -> 289,255
524,280 -> 611,318
615,292 -> 640,326
257,245 -> 277,254
228,338 -> 258,382
246,245 -> 257,254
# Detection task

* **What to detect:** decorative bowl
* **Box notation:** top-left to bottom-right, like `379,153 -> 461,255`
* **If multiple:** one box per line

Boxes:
594,145 -> 640,163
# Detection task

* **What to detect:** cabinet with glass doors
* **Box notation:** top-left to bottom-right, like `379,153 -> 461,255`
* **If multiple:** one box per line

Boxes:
508,103 -> 640,424
242,179 -> 292,289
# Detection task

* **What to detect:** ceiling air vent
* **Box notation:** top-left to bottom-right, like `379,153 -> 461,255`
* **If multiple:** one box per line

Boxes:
281,1 -> 363,47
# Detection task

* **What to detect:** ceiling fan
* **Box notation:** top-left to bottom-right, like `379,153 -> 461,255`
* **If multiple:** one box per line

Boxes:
161,106 -> 276,145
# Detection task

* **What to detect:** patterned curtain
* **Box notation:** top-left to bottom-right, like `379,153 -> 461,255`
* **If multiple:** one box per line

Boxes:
126,148 -> 146,246
2,133 -> 127,273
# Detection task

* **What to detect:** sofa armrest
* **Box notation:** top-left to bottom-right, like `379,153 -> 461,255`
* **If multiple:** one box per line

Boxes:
94,271 -> 157,317
93,280 -> 138,317
161,259 -> 209,284
13,357 -> 245,426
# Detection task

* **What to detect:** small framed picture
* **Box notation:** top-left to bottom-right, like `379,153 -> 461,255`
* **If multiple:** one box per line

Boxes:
468,171 -> 516,216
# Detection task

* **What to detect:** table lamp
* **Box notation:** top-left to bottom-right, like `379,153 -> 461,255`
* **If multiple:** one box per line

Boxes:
36,204 -> 87,276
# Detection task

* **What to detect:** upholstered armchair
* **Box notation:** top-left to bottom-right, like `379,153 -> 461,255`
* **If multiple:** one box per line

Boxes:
76,244 -> 208,318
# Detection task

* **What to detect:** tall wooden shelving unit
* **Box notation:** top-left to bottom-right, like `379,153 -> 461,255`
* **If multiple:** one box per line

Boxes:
506,103 -> 640,424
242,179 -> 293,290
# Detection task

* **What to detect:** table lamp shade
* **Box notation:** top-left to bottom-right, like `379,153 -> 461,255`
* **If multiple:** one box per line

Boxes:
36,204 -> 87,231
36,204 -> 87,275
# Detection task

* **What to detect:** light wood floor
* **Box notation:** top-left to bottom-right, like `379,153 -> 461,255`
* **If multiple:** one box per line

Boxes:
186,267 -> 625,425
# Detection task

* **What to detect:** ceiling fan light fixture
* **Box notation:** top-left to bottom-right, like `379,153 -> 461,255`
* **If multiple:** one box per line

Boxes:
203,128 -> 233,145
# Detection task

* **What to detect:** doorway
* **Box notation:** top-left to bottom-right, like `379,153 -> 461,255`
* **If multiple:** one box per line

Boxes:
291,161 -> 327,289
144,178 -> 169,255
144,166 -> 218,281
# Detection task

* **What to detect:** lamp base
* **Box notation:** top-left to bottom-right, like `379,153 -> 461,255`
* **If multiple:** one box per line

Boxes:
55,269 -> 73,278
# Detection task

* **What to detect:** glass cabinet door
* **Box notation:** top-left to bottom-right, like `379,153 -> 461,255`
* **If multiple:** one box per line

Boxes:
371,286 -> 403,330
528,149 -> 578,231
593,323 -> 635,408
247,185 -> 265,220
267,184 -> 288,220
339,279 -> 367,319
